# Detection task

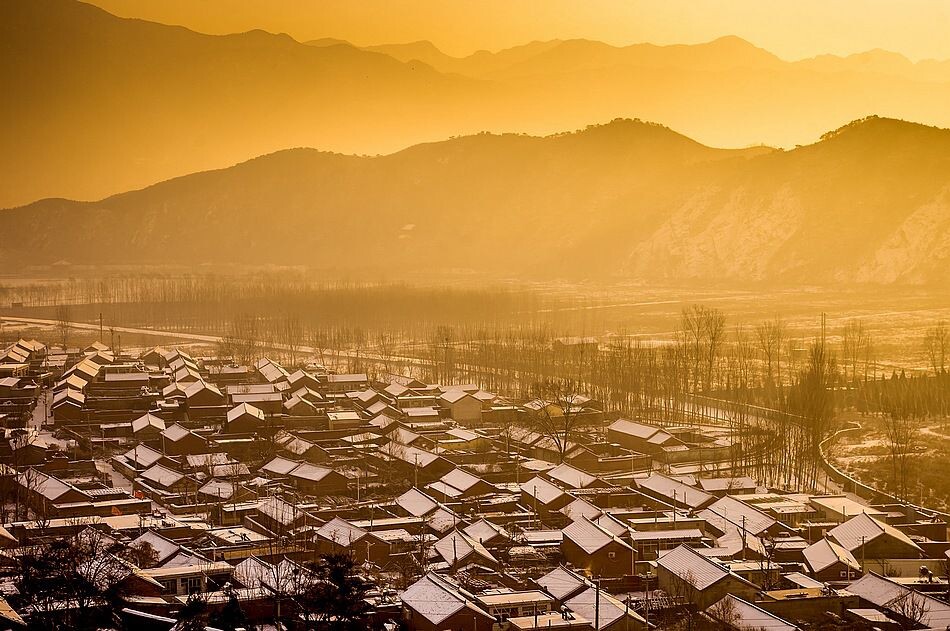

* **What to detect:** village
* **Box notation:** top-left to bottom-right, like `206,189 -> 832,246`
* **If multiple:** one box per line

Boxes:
0,336 -> 947,631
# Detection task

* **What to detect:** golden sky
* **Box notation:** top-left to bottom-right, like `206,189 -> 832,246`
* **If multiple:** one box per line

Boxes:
86,0 -> 950,61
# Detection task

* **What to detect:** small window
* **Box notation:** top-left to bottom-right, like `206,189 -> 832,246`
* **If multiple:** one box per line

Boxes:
608,551 -> 617,560
185,576 -> 202,594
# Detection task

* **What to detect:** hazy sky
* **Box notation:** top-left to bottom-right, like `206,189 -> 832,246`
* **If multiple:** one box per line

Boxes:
86,0 -> 950,61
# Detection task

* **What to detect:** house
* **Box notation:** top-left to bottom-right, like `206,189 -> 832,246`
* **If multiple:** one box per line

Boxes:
545,463 -> 607,490
326,373 -> 368,393
287,369 -> 321,392
802,538 -> 862,582
160,424 -> 208,456
706,594 -> 799,630
51,389 -> 84,422
260,455 -> 303,478
229,391 -> 283,416
438,427 -> 488,451
131,412 -> 166,441
426,468 -> 497,501
698,476 -> 758,497
560,497 -> 603,522
400,573 -> 494,631
699,495 -> 781,538
183,380 -> 225,408
198,479 -> 246,503
827,512 -> 923,560
7,432 -> 50,467
16,469 -> 90,513
273,431 -> 322,462
255,358 -> 290,385
628,528 -> 705,561
637,473 -> 715,510
233,556 -> 310,601
139,464 -> 189,494
395,487 -> 439,518
520,476 -> 572,514
433,529 -> 498,570
113,443 -> 169,477
381,443 -> 454,481
438,390 -> 482,424
315,517 -> 391,563
808,495 -> 887,523
607,419 -> 686,454
252,496 -> 314,535
225,403 -> 266,433
535,566 -> 591,603
283,394 -> 318,416
564,587 -> 648,631
463,519 -> 509,548
427,506 -> 465,535
847,572 -> 950,629
139,347 -> 169,367
286,462 -> 349,496
473,590 -> 555,622
560,517 -> 634,577
656,545 -> 759,609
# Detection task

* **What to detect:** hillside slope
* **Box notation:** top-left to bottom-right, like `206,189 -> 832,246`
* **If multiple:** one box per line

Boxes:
4,117 -> 950,286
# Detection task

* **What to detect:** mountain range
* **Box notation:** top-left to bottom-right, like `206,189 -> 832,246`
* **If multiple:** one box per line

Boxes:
4,0 -> 950,208
4,116 -> 950,286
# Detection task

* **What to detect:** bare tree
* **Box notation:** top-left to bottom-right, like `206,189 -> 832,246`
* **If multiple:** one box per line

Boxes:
925,321 -> 949,376
789,315 -> 837,490
841,319 -> 871,385
756,317 -> 785,394
527,379 -> 585,463
680,305 -> 726,393
890,587 -> 930,629
879,380 -> 920,500
55,303 -> 71,349
280,313 -> 303,366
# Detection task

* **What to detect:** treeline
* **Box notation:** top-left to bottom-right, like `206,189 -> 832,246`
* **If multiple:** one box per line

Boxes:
3,274 -> 569,334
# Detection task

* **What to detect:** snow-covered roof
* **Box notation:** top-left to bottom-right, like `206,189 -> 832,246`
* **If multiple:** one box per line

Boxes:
848,572 -> 950,628
131,413 -> 166,434
400,573 -> 483,625
433,529 -> 497,566
565,587 -> 644,629
396,487 -> 438,517
803,538 -> 861,574
316,517 -> 367,547
547,463 -> 598,489
828,512 -> 921,553
520,476 -> 567,506
536,566 -> 589,601
562,516 -> 629,555
227,402 -> 265,423
707,594 -> 799,630
657,545 -> 734,591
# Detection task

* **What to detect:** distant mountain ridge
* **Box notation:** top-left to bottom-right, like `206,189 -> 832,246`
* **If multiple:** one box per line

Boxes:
4,0 -> 950,208
360,36 -> 950,83
4,116 -> 950,286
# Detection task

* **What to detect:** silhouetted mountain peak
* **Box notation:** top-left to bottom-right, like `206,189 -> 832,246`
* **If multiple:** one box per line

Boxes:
819,116 -> 948,143
304,37 -> 355,48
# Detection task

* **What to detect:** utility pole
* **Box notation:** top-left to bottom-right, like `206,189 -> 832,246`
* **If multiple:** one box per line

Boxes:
741,515 -> 747,562
645,569 -> 651,629
861,535 -> 866,575
594,577 -> 601,631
